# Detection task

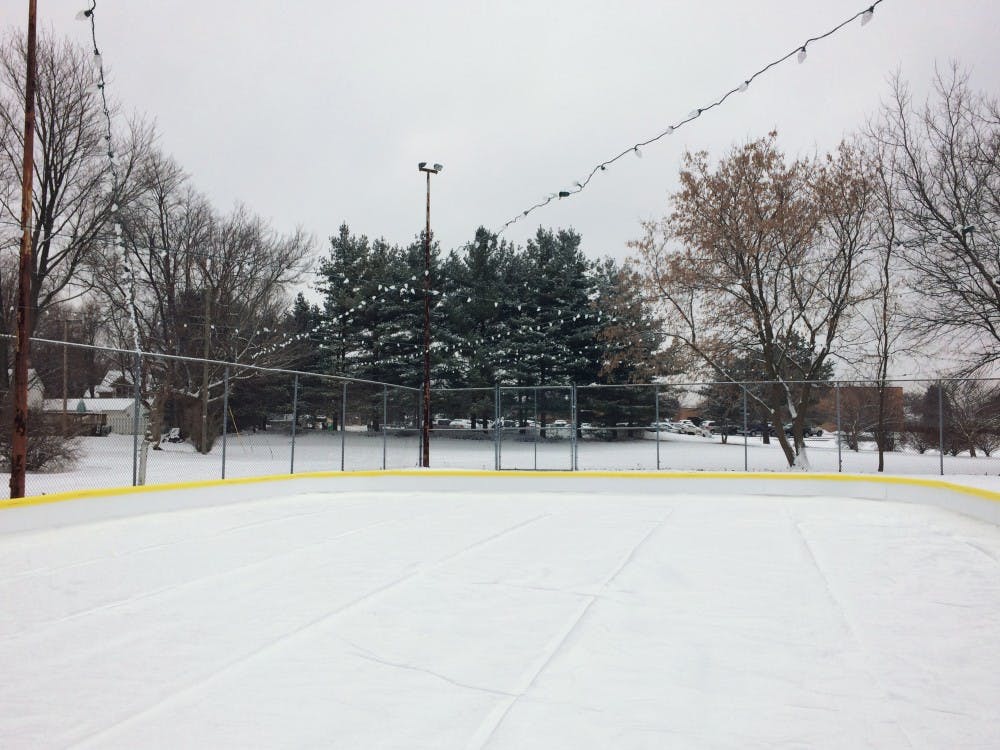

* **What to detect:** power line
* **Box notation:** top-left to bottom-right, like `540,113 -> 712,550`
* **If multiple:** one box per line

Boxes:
497,1 -> 885,234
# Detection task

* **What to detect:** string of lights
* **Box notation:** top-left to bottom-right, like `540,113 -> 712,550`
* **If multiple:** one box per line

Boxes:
76,0 -> 144,356
497,1 -> 885,234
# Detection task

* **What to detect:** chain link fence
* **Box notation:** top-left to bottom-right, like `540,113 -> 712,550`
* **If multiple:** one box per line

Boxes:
5,337 -> 1000,498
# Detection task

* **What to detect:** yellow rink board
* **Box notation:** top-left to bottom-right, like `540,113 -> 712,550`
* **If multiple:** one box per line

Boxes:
4,469 -> 1000,510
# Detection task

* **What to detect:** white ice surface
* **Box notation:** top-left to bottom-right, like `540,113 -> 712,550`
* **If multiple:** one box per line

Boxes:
2,488 -> 1000,748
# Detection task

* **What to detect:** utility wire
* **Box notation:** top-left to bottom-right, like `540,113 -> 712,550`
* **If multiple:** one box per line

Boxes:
497,1 -> 885,234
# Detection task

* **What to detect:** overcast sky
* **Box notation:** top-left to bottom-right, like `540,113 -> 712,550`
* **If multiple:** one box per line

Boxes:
4,1 -> 999,268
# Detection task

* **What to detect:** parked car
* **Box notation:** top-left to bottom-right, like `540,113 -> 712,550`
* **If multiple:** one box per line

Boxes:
448,419 -> 472,429
648,420 -> 676,432
675,419 -> 702,435
783,423 -> 824,438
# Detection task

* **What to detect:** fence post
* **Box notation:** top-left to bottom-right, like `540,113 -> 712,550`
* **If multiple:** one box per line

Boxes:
835,381 -> 842,473
655,385 -> 661,471
131,351 -> 141,486
290,374 -> 298,474
742,385 -> 748,472
570,384 -> 578,471
938,380 -> 944,476
382,385 -> 387,470
494,384 -> 501,471
341,381 -> 347,472
533,387 -> 539,471
221,366 -> 229,480
417,391 -> 423,468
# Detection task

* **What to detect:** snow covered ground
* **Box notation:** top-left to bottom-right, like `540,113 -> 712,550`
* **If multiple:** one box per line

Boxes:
2,480 -> 999,748
9,429 -> 1000,498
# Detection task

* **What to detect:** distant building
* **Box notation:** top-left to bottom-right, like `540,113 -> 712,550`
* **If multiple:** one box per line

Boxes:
6,368 -> 45,409
42,397 -> 149,435
87,369 -> 135,399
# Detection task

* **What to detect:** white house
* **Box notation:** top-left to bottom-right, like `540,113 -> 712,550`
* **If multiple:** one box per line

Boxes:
7,368 -> 45,409
88,369 -> 135,399
43,398 -> 149,436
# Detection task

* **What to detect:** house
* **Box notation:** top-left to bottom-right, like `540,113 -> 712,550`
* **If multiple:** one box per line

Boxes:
42,397 -> 150,436
6,368 -> 45,409
87,369 -> 136,399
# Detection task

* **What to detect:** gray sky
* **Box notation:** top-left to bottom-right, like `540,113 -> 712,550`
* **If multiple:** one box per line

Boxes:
4,1 -> 1000,265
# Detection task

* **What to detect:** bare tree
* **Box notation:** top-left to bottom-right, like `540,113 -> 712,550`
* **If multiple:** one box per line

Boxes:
632,133 -> 876,468
0,30 -> 148,386
946,379 -> 1000,458
872,64 -> 1000,372
90,149 -> 313,450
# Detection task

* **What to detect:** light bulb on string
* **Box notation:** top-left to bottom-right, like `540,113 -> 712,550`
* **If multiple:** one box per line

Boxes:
797,46 -> 807,63
860,7 -> 874,25
738,81 -> 749,93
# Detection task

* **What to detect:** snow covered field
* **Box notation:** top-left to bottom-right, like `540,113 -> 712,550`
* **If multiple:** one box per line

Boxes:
10,429 -> 1000,498
2,478 -> 999,748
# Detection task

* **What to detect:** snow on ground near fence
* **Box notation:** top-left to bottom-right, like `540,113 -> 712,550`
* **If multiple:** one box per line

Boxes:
8,428 -> 1000,497
2,477 -> 999,748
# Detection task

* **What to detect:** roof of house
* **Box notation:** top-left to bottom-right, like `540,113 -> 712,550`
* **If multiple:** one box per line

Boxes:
40,398 -> 139,413
93,369 -> 134,395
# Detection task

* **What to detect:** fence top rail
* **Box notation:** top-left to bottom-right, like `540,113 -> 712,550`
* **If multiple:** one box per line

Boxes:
19,333 -> 997,394
18,335 -> 420,392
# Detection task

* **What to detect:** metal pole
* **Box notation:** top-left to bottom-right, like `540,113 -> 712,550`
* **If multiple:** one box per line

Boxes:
495,385 -> 502,471
131,351 -> 141,485
221,366 -> 229,479
421,171 -> 431,468
382,385 -> 387,470
340,381 -> 347,472
938,381 -> 944,476
835,381 -> 842,473
742,385 -> 748,472
571,384 -> 578,471
290,374 -> 298,474
655,385 -> 661,471
9,0 -> 38,499
533,387 -> 538,471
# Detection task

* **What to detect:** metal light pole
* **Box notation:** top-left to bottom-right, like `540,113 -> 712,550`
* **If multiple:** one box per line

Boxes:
417,161 -> 442,468
10,0 -> 38,499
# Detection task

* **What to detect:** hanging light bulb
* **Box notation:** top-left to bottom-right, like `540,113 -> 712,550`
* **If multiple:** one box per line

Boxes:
633,146 -> 642,158
76,8 -> 93,21
688,109 -> 700,119
860,7 -> 874,25
665,126 -> 674,135
797,46 -> 807,64
92,51 -> 103,70
738,81 -> 749,93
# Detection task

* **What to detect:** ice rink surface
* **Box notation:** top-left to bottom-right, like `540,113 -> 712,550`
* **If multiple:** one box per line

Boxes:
2,486 -> 1000,748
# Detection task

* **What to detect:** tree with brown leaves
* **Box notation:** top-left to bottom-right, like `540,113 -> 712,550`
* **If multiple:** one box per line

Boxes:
632,133 -> 876,468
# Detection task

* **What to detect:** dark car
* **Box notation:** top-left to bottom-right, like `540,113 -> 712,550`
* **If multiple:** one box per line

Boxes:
783,423 -> 823,437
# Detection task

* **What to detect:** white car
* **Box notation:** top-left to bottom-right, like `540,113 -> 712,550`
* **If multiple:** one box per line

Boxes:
675,420 -> 702,435
448,419 -> 471,429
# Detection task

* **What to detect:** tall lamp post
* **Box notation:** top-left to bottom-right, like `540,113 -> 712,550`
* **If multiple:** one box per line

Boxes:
417,161 -> 443,468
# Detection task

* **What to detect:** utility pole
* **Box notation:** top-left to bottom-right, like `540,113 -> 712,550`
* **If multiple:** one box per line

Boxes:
61,317 -> 72,435
9,0 -> 38,499
200,258 -> 211,454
